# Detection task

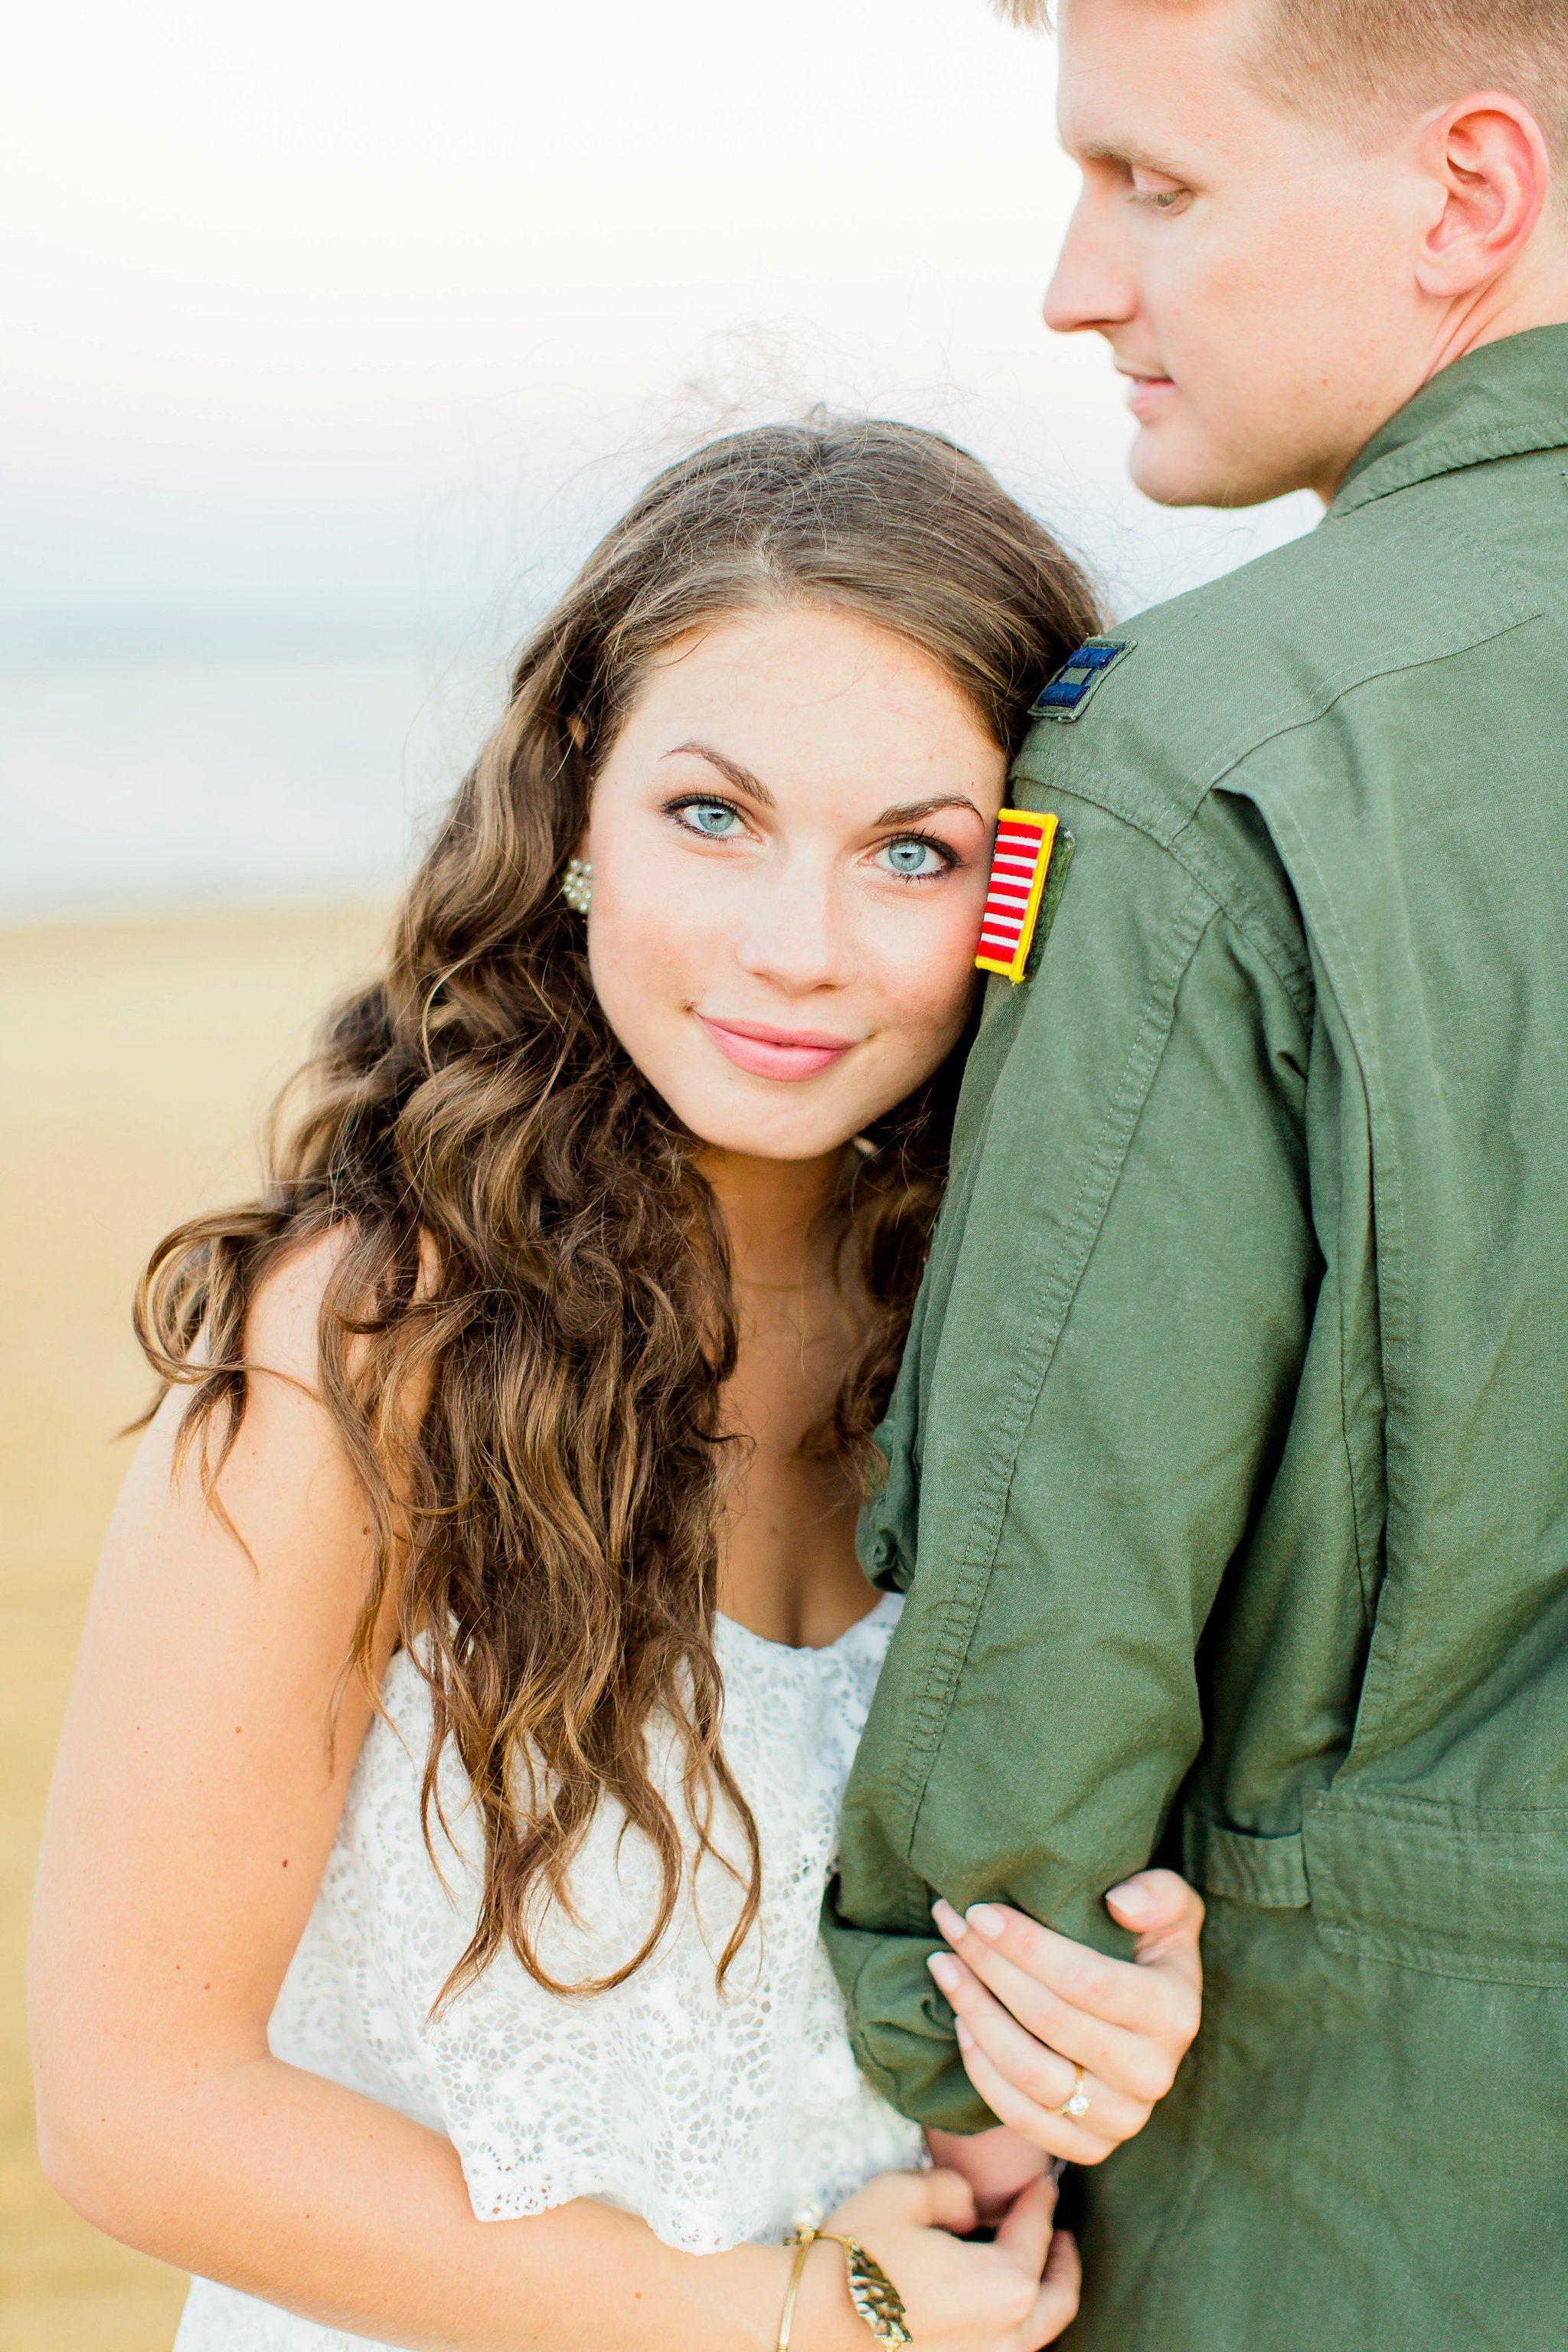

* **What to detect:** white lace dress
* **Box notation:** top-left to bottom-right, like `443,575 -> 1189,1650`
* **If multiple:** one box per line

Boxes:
175,1593 -> 923,2349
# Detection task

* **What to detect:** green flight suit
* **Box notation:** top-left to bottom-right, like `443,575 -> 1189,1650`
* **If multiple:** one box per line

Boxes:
825,325 -> 1568,2350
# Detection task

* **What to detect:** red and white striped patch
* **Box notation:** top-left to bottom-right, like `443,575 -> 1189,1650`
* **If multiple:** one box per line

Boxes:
975,808 -> 1059,984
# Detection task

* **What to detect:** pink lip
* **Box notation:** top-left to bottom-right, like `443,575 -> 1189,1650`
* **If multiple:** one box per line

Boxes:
1122,372 -> 1176,421
697,1014 -> 858,1082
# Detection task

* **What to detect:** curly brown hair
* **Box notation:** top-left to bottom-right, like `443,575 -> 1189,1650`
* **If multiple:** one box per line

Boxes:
134,417 -> 1100,2001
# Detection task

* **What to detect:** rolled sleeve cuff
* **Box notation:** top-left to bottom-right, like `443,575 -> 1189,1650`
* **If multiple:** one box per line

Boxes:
822,1881 -> 997,2135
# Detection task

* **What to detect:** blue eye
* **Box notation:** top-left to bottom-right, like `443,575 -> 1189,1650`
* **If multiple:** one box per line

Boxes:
676,799 -> 743,838
879,837 -> 947,879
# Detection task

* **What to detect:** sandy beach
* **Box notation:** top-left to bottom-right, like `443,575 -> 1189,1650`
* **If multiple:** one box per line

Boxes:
0,902 -> 390,2350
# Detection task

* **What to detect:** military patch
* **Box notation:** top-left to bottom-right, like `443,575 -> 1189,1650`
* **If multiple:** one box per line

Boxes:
1030,635 -> 1132,722
976,808 -> 1059,983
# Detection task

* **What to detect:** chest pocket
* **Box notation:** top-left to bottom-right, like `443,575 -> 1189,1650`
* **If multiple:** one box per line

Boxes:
1185,1797 -> 1568,1988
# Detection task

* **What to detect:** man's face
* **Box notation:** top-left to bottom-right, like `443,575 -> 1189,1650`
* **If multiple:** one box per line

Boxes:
1047,0 -> 1442,506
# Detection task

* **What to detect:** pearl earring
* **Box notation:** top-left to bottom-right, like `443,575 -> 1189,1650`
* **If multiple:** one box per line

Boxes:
561,857 -> 593,916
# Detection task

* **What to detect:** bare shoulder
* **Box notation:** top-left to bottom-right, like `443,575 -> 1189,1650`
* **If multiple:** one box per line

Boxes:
240,1223 -> 357,1392
34,1241 -> 397,2109
240,1223 -> 435,1419
128,1224 -> 374,1609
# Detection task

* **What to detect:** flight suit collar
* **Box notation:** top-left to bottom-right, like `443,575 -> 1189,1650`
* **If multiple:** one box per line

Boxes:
1331,320 -> 1568,516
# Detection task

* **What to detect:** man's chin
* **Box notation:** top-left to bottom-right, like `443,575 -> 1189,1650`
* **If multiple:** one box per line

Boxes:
1129,422 -> 1288,511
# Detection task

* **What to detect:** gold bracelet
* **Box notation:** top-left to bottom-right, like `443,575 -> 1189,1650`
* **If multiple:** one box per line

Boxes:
776,2220 -> 913,2350
775,2232 -> 816,2352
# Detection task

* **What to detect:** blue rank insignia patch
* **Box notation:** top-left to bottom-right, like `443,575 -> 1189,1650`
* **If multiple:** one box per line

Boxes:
1030,635 -> 1132,722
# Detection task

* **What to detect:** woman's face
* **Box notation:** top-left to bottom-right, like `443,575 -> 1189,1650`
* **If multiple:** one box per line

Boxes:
580,606 -> 1009,1163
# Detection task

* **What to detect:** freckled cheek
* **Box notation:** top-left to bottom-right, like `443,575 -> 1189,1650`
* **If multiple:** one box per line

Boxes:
589,859 -> 734,1018
869,916 -> 984,1071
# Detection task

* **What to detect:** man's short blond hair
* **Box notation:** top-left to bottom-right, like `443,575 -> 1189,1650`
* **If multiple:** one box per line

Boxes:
999,0 -> 1568,160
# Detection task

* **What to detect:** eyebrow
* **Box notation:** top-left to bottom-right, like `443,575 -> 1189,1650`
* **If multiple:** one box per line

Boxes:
661,751 -> 984,833
661,741 -> 776,807
874,792 -> 986,828
1076,136 -> 1189,177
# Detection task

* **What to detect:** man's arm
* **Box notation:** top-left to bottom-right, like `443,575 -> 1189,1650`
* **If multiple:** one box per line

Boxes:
826,799 -> 1317,2131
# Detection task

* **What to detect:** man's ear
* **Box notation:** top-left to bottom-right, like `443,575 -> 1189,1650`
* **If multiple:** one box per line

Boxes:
1415,92 -> 1551,299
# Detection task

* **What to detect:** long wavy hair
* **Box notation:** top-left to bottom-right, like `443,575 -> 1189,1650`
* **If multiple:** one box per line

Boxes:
135,418 -> 1100,1999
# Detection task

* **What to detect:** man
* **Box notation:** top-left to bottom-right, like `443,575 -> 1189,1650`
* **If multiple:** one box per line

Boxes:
825,2 -> 1568,2343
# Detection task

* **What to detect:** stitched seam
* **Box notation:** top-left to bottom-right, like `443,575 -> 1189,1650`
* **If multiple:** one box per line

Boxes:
1337,1283 -> 1376,1629
891,886 -> 1220,1838
1014,764 -> 1313,1023
1331,1057 -> 1379,1628
1018,593 -> 1544,1011
1315,1924 -> 1568,1988
1138,583 -> 1530,820
1266,812 -> 1411,1764
1170,597 -> 1540,969
1201,607 -> 1539,795
1153,815 -> 1312,1024
1315,1795 -> 1568,1825
1334,420 -> 1568,513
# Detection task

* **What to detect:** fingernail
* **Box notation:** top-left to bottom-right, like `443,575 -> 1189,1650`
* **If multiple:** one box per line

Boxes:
965,1903 -> 1005,1941
930,1896 -> 964,1939
955,2017 -> 975,2051
927,1952 -> 961,1995
1109,1880 -> 1154,1924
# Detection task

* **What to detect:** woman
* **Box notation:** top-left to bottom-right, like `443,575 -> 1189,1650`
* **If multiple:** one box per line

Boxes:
30,420 -> 1202,2352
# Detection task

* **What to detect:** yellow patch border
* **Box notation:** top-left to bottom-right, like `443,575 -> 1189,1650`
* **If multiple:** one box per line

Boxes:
975,808 -> 1059,985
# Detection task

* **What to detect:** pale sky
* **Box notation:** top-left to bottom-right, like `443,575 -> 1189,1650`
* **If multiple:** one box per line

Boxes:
1,0 -> 1318,908
2,0 -> 1315,635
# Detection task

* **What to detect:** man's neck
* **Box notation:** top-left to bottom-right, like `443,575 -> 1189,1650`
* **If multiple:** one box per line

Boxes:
1423,241 -> 1568,386
1310,247 -> 1568,503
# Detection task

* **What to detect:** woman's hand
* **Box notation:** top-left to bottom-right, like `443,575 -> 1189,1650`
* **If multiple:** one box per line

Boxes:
812,2166 -> 1079,2351
926,1870 -> 1204,2165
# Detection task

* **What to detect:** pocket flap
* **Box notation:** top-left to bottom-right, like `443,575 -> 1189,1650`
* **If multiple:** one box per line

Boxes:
1303,1796 -> 1568,1987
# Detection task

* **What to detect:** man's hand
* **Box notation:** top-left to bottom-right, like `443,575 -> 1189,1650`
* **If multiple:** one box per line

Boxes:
923,2124 -> 1053,2227
926,1870 -> 1203,2164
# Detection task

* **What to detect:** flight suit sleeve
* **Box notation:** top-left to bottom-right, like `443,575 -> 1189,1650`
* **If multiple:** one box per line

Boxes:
824,799 -> 1317,2132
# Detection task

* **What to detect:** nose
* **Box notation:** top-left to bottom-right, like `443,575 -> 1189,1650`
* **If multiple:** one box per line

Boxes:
1044,186 -> 1138,338
730,848 -> 857,998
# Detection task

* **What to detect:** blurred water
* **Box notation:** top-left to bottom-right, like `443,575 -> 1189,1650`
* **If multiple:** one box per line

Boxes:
0,624 -> 503,915
0,484 -> 1318,918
